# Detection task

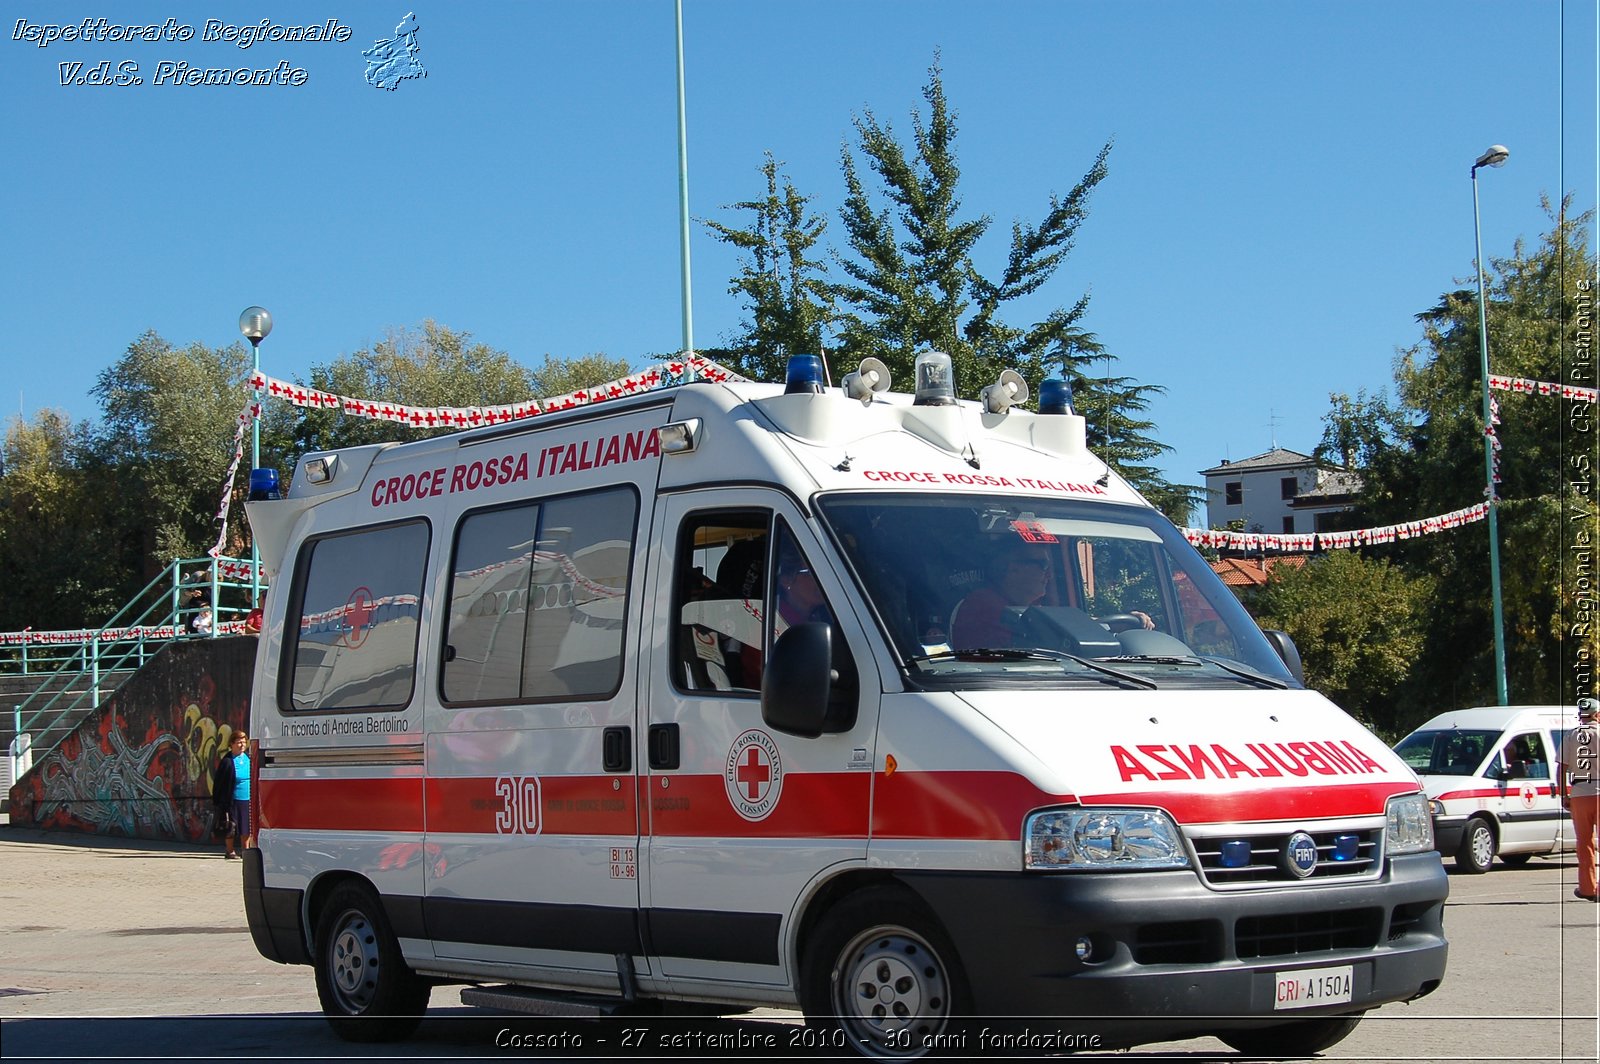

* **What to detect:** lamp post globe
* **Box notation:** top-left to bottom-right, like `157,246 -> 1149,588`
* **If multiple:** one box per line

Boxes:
239,306 -> 273,347
237,305 -> 271,609
1473,145 -> 1510,171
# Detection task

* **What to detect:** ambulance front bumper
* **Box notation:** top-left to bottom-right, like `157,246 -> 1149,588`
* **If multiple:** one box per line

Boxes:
1430,814 -> 1468,854
899,851 -> 1447,1040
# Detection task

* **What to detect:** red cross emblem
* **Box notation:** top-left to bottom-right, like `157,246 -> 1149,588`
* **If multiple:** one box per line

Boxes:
736,746 -> 772,801
343,587 -> 375,648
724,730 -> 783,821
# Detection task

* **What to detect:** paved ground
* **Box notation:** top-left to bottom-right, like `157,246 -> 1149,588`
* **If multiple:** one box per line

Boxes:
0,822 -> 1595,1061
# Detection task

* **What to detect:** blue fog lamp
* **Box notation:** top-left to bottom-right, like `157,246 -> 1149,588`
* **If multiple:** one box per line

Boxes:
912,350 -> 956,406
248,468 -> 282,501
1332,834 -> 1360,862
1219,840 -> 1252,868
784,354 -> 826,394
1038,378 -> 1073,415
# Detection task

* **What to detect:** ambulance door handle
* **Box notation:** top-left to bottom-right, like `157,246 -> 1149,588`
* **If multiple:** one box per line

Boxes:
648,723 -> 680,770
602,726 -> 631,773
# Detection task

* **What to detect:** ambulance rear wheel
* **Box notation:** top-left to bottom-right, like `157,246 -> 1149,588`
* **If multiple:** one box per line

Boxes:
314,881 -> 431,1041
800,886 -> 972,1057
1218,1014 -> 1363,1056
1456,818 -> 1496,874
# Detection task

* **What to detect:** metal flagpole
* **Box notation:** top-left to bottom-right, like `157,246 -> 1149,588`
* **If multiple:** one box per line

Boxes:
674,0 -> 694,357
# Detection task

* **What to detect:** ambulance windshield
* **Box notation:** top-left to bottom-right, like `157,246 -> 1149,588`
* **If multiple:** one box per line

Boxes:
817,494 -> 1296,689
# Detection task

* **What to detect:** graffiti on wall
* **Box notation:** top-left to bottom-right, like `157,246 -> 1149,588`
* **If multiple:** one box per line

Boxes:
9,638 -> 255,842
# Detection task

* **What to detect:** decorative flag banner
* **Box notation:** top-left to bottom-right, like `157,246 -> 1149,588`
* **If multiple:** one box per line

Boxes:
217,559 -> 267,584
1485,394 -> 1502,495
0,621 -> 251,647
1488,374 -> 1597,403
247,354 -> 746,429
208,398 -> 259,559
1180,500 -> 1490,554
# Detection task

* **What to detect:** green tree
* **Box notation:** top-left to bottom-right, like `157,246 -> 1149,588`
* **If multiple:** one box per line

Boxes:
704,153 -> 835,382
1318,198 -> 1595,711
708,60 -> 1194,518
528,352 -> 633,398
90,330 -> 271,567
0,410 -> 128,629
833,57 -> 1111,394
277,321 -> 576,455
1249,551 -> 1433,739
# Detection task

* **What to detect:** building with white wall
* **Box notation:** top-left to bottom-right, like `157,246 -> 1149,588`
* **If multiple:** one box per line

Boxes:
1200,448 -> 1360,535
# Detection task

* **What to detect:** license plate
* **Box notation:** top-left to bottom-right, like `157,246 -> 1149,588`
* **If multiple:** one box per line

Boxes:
1273,964 -> 1353,1010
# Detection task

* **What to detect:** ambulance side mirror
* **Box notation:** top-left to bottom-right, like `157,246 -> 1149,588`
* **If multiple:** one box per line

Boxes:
1262,629 -> 1305,685
762,623 -> 832,738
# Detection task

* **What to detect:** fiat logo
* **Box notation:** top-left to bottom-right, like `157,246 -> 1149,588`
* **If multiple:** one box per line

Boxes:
1285,832 -> 1319,878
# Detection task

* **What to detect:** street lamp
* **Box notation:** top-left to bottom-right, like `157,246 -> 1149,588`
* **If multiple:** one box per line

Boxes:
238,306 -> 272,608
1469,146 -> 1509,706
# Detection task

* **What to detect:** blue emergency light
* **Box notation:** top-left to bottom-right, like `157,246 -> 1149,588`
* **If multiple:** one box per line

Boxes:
248,468 -> 282,501
1038,378 -> 1073,415
1218,840 -> 1252,868
784,354 -> 826,394
1331,834 -> 1360,861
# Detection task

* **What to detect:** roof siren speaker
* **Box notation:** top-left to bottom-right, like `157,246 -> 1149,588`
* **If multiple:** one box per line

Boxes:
981,369 -> 1029,414
841,357 -> 892,405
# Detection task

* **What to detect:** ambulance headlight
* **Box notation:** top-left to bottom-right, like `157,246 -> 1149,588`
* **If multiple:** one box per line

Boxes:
1385,793 -> 1435,855
1024,808 -> 1190,871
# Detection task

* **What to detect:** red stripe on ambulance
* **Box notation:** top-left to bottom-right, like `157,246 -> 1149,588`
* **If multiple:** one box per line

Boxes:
1079,781 -> 1417,822
871,771 -> 1076,840
644,772 -> 871,839
260,777 -> 424,832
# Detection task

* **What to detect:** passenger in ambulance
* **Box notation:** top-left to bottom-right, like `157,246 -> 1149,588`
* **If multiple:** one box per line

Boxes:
775,545 -> 832,637
1498,736 -> 1547,779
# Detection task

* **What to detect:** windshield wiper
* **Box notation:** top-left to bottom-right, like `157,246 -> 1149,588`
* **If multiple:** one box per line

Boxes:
1104,654 -> 1291,690
908,648 -> 1159,690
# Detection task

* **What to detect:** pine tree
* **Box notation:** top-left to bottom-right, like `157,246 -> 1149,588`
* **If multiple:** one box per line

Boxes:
703,154 -> 835,382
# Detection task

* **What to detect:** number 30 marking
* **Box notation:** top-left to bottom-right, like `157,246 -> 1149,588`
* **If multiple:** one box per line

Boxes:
494,776 -> 542,834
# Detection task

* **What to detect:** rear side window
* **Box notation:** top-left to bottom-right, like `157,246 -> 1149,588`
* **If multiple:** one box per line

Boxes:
284,520 -> 430,712
443,486 -> 638,704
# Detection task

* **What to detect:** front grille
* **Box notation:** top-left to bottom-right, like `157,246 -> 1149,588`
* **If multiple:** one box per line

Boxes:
1235,908 -> 1383,959
1190,827 -> 1383,887
1132,919 -> 1223,965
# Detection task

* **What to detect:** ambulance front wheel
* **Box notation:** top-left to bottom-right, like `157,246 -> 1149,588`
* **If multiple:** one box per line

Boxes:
313,880 -> 431,1041
800,886 -> 972,1058
1455,817 -> 1496,874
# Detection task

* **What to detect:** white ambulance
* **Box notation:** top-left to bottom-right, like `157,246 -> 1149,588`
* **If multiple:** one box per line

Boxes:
1392,705 -> 1578,874
241,353 -> 1447,1057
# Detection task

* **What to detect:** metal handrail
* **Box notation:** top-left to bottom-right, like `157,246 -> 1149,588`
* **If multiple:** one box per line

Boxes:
5,556 -> 261,765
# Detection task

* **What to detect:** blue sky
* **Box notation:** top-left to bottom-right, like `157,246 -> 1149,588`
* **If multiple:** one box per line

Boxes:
3,1 -> 1595,497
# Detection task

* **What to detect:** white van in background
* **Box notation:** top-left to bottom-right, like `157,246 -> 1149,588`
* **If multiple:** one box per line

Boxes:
1392,706 -> 1578,873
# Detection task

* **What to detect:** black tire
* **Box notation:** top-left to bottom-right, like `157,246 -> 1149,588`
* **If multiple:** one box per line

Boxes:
313,881 -> 431,1042
1219,1014 -> 1363,1056
1455,818 -> 1496,874
799,886 -> 972,1058
1498,852 -> 1533,867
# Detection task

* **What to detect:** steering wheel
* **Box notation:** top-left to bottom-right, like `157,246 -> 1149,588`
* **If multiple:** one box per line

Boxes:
1096,613 -> 1146,633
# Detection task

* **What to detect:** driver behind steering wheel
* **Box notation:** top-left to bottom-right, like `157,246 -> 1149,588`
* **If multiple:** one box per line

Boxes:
950,542 -> 1053,649
951,540 -> 1154,650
